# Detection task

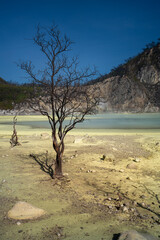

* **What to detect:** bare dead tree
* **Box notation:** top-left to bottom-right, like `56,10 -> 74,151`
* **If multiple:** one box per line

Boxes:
18,24 -> 101,177
10,113 -> 21,147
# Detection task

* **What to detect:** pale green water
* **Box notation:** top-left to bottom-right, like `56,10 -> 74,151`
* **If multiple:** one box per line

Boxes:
1,113 -> 160,129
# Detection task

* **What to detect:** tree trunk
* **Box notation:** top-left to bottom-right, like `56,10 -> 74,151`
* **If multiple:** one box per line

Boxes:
55,152 -> 63,176
52,132 -> 64,177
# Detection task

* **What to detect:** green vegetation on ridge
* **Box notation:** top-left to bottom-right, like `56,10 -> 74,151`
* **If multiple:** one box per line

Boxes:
0,82 -> 33,110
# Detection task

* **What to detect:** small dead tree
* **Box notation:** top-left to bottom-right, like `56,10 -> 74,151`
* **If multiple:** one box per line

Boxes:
10,114 -> 20,147
19,24 -> 100,177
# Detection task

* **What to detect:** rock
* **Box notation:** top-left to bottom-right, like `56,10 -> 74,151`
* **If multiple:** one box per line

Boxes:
70,153 -> 78,159
63,173 -> 69,176
126,177 -> 132,180
118,230 -> 158,240
17,221 -> 21,225
101,154 -> 115,162
122,206 -> 128,212
80,167 -> 84,171
40,133 -> 50,139
87,170 -> 93,173
141,202 -> 145,207
130,208 -> 135,212
112,147 -> 118,151
133,158 -> 141,162
119,169 -> 124,173
126,163 -> 138,169
8,201 -> 46,220
108,205 -> 112,209
140,195 -> 146,199
101,155 -> 106,160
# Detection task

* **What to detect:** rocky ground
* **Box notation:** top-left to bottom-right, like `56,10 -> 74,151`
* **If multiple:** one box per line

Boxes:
0,126 -> 160,239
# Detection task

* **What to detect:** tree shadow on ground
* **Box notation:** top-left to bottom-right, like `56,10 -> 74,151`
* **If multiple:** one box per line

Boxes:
30,151 -> 54,179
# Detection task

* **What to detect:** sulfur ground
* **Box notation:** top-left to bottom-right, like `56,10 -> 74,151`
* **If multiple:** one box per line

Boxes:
0,116 -> 160,240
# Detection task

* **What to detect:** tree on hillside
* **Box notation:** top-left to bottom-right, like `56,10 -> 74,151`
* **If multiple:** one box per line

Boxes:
19,24 -> 100,177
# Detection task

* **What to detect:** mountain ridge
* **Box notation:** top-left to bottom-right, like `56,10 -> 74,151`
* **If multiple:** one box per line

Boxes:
1,41 -> 160,113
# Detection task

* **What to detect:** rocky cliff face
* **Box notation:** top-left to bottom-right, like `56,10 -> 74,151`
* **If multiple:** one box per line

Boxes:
137,65 -> 160,84
97,42 -> 160,112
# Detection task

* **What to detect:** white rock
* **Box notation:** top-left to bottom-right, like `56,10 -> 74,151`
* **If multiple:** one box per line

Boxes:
130,208 -> 135,212
63,173 -> 69,176
126,163 -> 138,169
122,206 -> 128,212
16,221 -> 21,225
133,158 -> 141,162
8,201 -> 46,220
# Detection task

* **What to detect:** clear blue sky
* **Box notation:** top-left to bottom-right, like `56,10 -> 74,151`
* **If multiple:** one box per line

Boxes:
1,0 -> 160,83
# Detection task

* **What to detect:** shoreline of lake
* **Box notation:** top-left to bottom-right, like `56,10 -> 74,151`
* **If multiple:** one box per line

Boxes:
1,113 -> 160,131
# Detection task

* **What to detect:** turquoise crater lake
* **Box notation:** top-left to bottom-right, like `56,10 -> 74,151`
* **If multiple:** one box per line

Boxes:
2,113 -> 160,130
